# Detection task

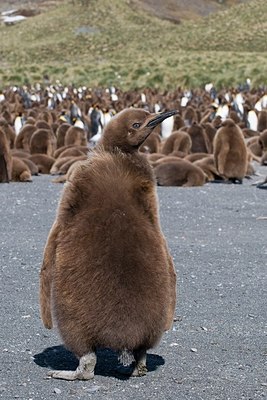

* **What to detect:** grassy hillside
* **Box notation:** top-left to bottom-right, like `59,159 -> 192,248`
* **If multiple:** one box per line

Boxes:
0,0 -> 266,89
132,0 -> 251,22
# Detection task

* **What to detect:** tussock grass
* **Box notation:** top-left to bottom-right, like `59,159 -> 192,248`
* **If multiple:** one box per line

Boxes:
0,0 -> 266,89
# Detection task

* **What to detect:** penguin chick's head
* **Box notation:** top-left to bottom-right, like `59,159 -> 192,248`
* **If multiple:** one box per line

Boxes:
100,108 -> 178,153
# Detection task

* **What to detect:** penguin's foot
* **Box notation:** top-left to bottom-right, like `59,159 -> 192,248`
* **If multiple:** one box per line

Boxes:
131,348 -> 147,377
131,363 -> 148,377
48,352 -> 96,381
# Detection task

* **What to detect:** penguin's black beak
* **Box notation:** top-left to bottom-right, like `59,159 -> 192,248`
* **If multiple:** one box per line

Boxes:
146,110 -> 178,128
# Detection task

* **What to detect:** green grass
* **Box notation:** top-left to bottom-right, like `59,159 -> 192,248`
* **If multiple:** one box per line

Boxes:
0,0 -> 266,89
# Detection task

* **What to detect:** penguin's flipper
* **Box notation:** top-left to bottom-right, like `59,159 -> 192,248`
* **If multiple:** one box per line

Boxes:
0,154 -> 9,183
39,222 -> 60,329
164,242 -> 177,331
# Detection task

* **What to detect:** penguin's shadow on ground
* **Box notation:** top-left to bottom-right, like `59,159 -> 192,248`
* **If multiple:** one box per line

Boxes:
33,345 -> 165,380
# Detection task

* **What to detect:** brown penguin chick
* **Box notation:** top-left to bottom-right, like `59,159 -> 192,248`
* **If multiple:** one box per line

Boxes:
50,156 -> 75,175
30,129 -> 56,156
246,136 -> 262,159
172,114 -> 185,131
153,155 -> 185,166
139,131 -> 161,154
146,153 -> 166,167
54,145 -> 89,158
184,152 -> 212,163
183,106 -> 197,126
25,117 -> 36,125
56,123 -> 71,148
53,144 -> 75,158
212,115 -> 222,129
201,123 -> 217,153
29,154 -> 55,174
260,152 -> 267,165
259,129 -> 267,165
255,175 -> 267,189
20,157 -> 39,175
39,108 -> 177,380
0,128 -> 12,183
64,126 -> 87,147
193,155 -> 222,182
57,147 -> 86,159
11,149 -> 31,158
168,150 -> 187,158
15,124 -> 37,152
161,130 -> 192,156
242,128 -> 259,138
154,158 -> 206,187
213,119 -> 248,183
52,159 -> 88,184
58,155 -> 88,175
257,110 -> 267,132
0,119 -> 16,148
35,120 -> 51,130
229,110 -> 240,124
188,123 -> 211,154
146,153 -> 165,163
11,157 -> 32,182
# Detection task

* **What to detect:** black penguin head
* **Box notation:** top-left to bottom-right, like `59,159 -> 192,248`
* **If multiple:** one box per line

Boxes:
100,108 -> 177,153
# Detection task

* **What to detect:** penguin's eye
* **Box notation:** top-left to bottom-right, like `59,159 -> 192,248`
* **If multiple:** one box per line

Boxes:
132,123 -> 141,129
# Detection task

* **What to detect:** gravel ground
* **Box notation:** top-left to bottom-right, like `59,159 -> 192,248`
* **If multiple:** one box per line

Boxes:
0,166 -> 267,400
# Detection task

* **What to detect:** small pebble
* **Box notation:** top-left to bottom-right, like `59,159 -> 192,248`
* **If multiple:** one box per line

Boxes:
85,385 -> 101,393
190,348 -> 198,353
54,388 -> 61,394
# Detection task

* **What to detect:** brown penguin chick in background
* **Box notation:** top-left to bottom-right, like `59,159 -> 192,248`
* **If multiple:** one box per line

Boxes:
242,128 -> 259,139
53,145 -> 89,158
255,175 -> 267,189
213,119 -> 248,183
35,120 -> 51,130
39,108 -> 177,380
172,114 -> 185,131
11,157 -> 32,182
184,153 -> 210,163
29,154 -> 55,174
187,123 -> 211,154
11,149 -> 31,158
57,147 -> 87,159
139,130 -> 161,154
56,123 -> 71,148
258,129 -> 267,165
246,136 -> 262,160
193,155 -> 222,182
154,158 -> 206,187
52,159 -> 88,184
58,155 -> 88,175
183,105 -> 197,126
20,158 -> 39,176
64,126 -> 87,147
50,156 -> 75,175
0,119 -> 16,148
257,110 -> 267,132
0,127 -> 12,183
30,129 -> 56,156
15,124 -> 37,152
201,123 -> 217,153
161,130 -> 192,156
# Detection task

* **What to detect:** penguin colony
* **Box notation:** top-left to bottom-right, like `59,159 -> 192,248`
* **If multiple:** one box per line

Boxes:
1,84 -> 266,378
0,84 -> 266,185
